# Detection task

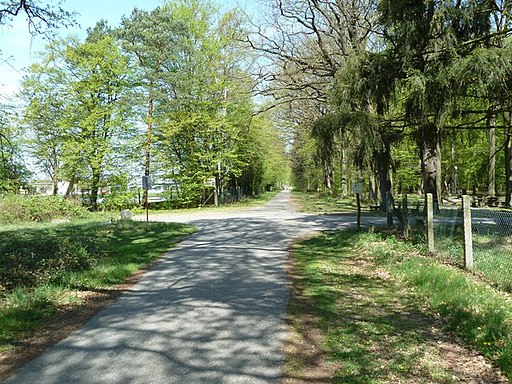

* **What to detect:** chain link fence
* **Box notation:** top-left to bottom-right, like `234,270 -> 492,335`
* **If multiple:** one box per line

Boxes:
470,208 -> 512,292
393,196 -> 512,293
431,205 -> 464,266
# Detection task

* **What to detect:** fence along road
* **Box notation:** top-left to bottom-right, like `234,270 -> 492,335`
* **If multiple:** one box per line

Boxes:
5,191 -> 383,384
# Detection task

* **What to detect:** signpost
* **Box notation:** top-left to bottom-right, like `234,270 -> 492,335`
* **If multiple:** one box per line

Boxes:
352,182 -> 363,230
142,175 -> 150,222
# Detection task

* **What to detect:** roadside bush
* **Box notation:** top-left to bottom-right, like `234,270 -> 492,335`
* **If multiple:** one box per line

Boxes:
0,235 -> 100,291
0,195 -> 88,224
101,191 -> 139,211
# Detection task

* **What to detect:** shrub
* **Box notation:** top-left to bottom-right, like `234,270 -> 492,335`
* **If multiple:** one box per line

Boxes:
0,195 -> 88,224
0,236 -> 100,290
101,191 -> 139,211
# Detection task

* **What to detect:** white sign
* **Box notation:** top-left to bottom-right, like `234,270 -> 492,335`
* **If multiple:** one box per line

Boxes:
204,177 -> 216,187
351,182 -> 363,194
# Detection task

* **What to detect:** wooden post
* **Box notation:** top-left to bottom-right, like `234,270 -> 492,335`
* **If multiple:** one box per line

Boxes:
213,177 -> 219,207
462,195 -> 473,269
386,191 -> 393,226
403,194 -> 409,239
356,192 -> 361,230
142,176 -> 150,222
426,193 -> 434,252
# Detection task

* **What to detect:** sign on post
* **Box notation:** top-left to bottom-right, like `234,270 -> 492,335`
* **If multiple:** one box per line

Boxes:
351,182 -> 363,194
352,182 -> 363,231
204,177 -> 216,187
142,175 -> 151,190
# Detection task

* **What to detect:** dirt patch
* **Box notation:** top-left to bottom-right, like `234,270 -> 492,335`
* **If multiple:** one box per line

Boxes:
280,242 -> 339,384
0,256 -> 164,383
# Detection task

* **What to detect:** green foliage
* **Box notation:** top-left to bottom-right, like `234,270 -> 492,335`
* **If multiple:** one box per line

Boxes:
117,0 -> 289,206
0,195 -> 88,224
21,22 -> 135,210
101,190 -> 138,211
0,107 -> 30,193
291,190 -> 357,213
293,230 -> 512,380
0,219 -> 195,350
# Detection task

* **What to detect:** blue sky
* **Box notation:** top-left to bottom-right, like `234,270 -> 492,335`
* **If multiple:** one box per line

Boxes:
0,0 -> 255,97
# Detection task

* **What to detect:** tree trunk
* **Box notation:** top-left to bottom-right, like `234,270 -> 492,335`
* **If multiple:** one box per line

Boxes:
90,167 -> 101,211
341,145 -> 348,198
377,143 -> 392,210
143,80 -> 154,211
323,158 -> 333,190
52,174 -> 59,196
488,110 -> 496,198
51,147 -> 59,195
436,139 -> 442,203
449,138 -> 456,195
368,165 -> 378,203
64,175 -> 76,198
418,124 -> 441,206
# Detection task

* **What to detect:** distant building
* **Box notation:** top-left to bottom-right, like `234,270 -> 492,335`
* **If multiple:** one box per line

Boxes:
30,181 -> 79,196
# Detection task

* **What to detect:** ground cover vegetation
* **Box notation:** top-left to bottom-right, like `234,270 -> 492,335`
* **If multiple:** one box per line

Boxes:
432,218 -> 512,293
0,194 -> 88,224
0,219 -> 195,354
287,230 -> 511,382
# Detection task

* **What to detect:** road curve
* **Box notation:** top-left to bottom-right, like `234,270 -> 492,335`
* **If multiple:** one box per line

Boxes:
5,191 -> 381,384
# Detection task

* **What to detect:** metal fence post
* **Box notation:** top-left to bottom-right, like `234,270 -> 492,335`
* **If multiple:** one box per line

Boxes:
462,195 -> 474,270
426,193 -> 435,252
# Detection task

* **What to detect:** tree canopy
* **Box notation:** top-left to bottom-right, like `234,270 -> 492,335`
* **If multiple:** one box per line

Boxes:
4,0 -> 289,209
4,0 -> 512,208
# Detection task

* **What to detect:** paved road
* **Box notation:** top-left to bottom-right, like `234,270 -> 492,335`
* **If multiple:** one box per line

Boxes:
5,191 -> 382,384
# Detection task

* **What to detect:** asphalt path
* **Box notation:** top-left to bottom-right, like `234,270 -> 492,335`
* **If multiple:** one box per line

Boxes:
5,191 -> 384,384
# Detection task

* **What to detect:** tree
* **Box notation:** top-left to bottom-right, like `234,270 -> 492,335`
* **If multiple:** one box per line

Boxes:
0,0 -> 74,34
0,104 -> 29,193
248,0 -> 377,106
250,1 -> 397,202
22,22 -> 133,209
375,0 -> 505,204
119,4 -> 188,209
22,68 -> 66,195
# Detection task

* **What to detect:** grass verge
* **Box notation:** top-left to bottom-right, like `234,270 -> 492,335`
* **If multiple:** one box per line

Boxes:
143,190 -> 281,215
0,219 -> 195,353
287,230 -> 510,383
291,190 -> 358,214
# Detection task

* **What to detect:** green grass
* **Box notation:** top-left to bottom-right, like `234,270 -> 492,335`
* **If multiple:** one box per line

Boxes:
0,194 -> 89,224
0,219 -> 195,351
221,190 -> 280,208
292,230 -> 512,381
143,190 -> 280,215
292,190 -> 359,213
430,222 -> 512,292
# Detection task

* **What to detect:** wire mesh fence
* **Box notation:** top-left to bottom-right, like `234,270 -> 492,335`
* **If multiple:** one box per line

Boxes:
390,195 -> 512,293
431,206 -> 464,266
470,209 -> 512,292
